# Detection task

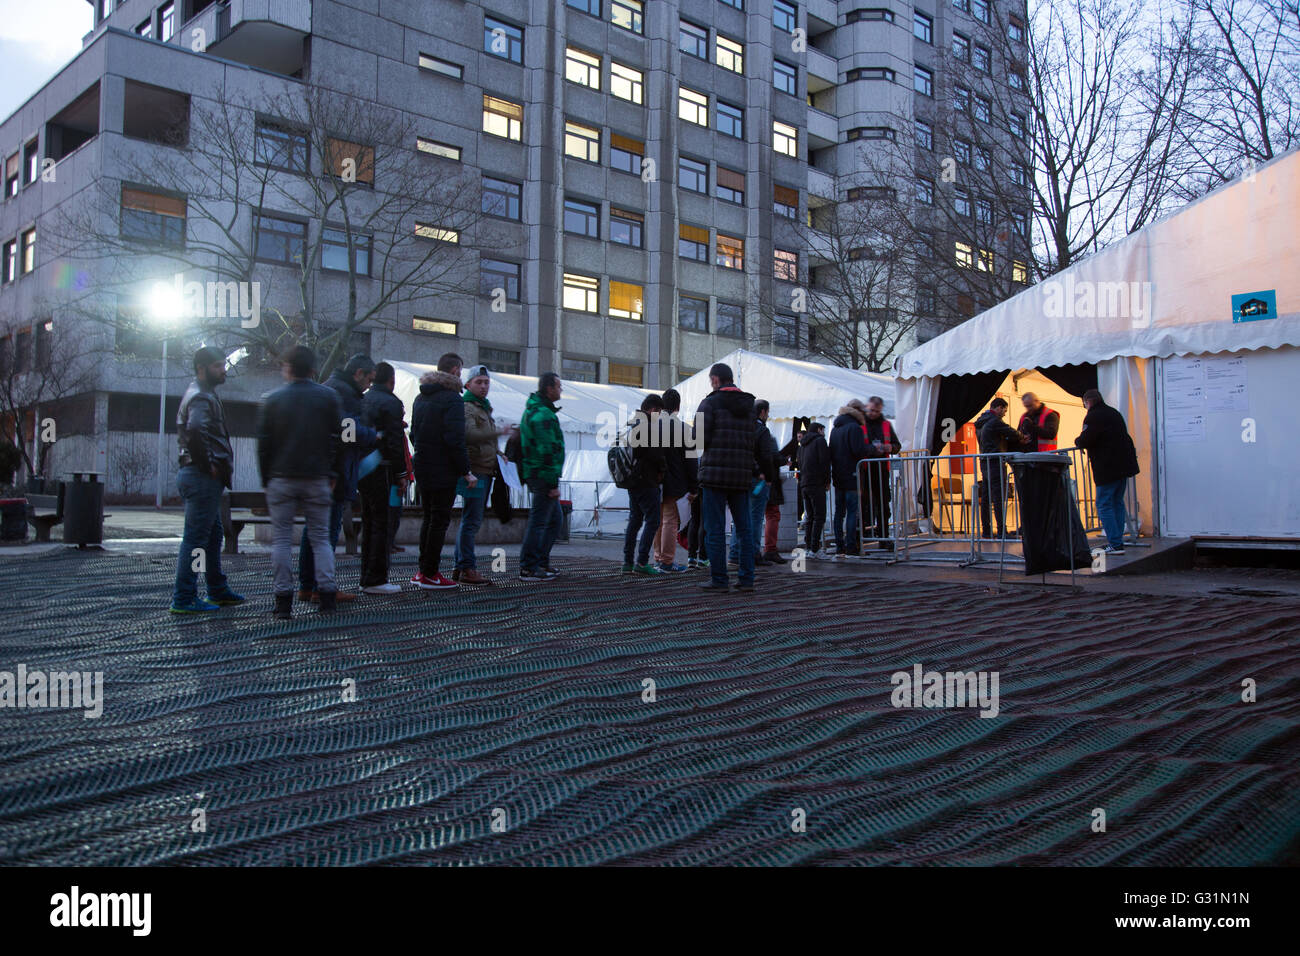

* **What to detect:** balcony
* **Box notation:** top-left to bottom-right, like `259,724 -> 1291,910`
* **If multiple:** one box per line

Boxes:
807,166 -> 835,201
191,0 -> 312,76
804,0 -> 838,35
806,46 -> 837,94
806,107 -> 838,150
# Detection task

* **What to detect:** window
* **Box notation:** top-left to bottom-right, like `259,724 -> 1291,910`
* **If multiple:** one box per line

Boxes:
974,95 -> 991,123
848,67 -> 895,82
914,67 -> 934,96
679,88 -> 708,126
1009,69 -> 1025,92
954,138 -> 972,165
716,101 -> 744,138
23,140 -> 38,186
484,17 -> 523,63
563,356 -> 599,383
563,273 -> 599,312
679,156 -> 708,192
915,120 -> 933,150
1012,260 -> 1028,284
1,240 -> 14,283
14,329 -> 30,372
774,248 -> 798,282
136,18 -> 153,38
973,0 -> 990,24
5,153 -> 17,196
915,178 -> 934,205
609,208 -> 644,247
120,187 -> 187,244
720,0 -> 744,9
608,362 -> 643,386
564,121 -> 600,163
954,188 -> 972,217
716,36 -> 744,74
952,0 -> 970,12
716,234 -> 744,270
773,314 -> 800,348
35,320 -> 52,370
609,281 -> 644,321
483,95 -> 523,141
567,0 -> 600,17
160,1 -> 174,41
482,176 -> 522,220
846,8 -> 894,22
321,228 -> 371,275
679,224 -> 709,261
973,44 -> 991,73
955,241 -> 973,269
913,12 -> 933,43
716,301 -> 745,338
254,121 -> 309,173
774,0 -> 797,34
1010,162 -> 1029,187
610,134 -> 644,174
679,295 -> 709,331
716,166 -> 745,204
917,287 -> 938,314
1009,17 -> 1025,42
326,137 -> 375,185
255,213 -> 305,265
978,248 -> 994,272
418,53 -> 463,80
610,0 -> 643,34
564,198 -> 600,237
566,47 -> 601,88
414,223 -> 460,243
774,60 -> 797,95
480,259 -> 521,300
848,126 -> 896,142
975,198 -> 992,225
774,185 -> 798,218
1010,112 -> 1026,139
413,318 -> 458,336
418,138 -> 461,161
20,228 -> 35,275
611,62 -> 643,104
953,33 -> 970,62
479,346 -> 521,374
954,87 -> 970,113
1012,210 -> 1029,237
846,185 -> 896,201
975,146 -> 992,171
774,121 -> 798,157
680,21 -> 708,59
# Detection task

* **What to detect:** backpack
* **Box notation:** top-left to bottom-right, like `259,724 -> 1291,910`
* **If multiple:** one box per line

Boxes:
607,434 -> 639,489
504,429 -> 523,466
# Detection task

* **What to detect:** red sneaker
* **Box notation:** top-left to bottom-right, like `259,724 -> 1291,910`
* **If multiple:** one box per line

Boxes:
412,572 -> 457,590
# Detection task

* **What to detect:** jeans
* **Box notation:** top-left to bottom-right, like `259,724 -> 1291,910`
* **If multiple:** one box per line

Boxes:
267,477 -> 335,594
1096,478 -> 1127,547
299,498 -> 344,592
454,473 -> 493,571
802,488 -> 827,553
978,461 -> 1011,536
654,495 -> 680,566
704,487 -> 754,587
418,483 -> 457,576
520,479 -> 562,573
729,483 -> 768,561
358,465 -> 390,587
833,486 -> 860,555
624,485 -> 662,566
172,465 -> 228,604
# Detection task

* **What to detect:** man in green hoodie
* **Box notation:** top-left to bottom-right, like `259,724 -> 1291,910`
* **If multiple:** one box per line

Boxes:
518,372 -> 565,581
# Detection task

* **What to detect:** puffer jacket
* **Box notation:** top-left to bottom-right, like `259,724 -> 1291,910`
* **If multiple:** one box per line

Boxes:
463,391 -> 499,475
828,405 -> 868,488
695,386 -> 763,492
411,370 -> 469,488
520,391 -> 565,488
797,429 -> 831,492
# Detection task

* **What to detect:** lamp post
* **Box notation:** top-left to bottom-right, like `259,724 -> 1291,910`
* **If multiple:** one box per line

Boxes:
150,283 -> 182,509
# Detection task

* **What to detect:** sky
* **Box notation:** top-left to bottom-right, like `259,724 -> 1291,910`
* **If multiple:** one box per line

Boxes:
0,0 -> 94,121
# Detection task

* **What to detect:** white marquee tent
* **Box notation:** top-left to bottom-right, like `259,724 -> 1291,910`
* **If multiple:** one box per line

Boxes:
894,149 -> 1300,541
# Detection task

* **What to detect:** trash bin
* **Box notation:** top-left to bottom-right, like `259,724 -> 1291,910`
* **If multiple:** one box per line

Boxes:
0,498 -> 26,541
558,499 -> 573,542
62,471 -> 105,547
1010,453 -> 1092,575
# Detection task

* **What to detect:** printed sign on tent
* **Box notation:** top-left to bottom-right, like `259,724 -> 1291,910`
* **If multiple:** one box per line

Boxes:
1231,289 -> 1277,323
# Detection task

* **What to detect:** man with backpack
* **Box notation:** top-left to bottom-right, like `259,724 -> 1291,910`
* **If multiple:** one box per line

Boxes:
617,394 -> 668,576
518,372 -> 565,582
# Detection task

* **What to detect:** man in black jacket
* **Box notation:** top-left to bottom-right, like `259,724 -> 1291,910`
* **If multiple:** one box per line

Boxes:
695,363 -> 765,592
410,353 -> 470,589
828,400 -> 868,558
730,399 -> 779,566
860,396 -> 901,549
653,388 -> 696,572
258,346 -> 344,618
359,361 -> 406,594
1076,389 -> 1140,554
797,421 -> 831,556
170,346 -> 244,614
975,398 -> 1025,538
622,394 -> 668,575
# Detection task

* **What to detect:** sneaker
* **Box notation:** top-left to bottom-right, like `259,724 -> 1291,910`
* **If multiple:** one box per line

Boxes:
362,583 -> 402,595
415,572 -> 457,589
633,564 -> 664,576
518,569 -> 554,583
169,597 -> 219,615
696,558 -> 710,569
537,568 -> 560,580
208,588 -> 246,606
734,581 -> 755,592
458,569 -> 492,585
831,553 -> 848,562
666,563 -> 688,573
698,581 -> 730,592
1104,546 -> 1126,555
621,563 -> 635,575
762,552 -> 787,565
544,566 -> 561,577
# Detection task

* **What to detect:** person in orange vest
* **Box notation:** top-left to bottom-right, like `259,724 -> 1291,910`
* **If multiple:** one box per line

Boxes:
1017,392 -> 1060,451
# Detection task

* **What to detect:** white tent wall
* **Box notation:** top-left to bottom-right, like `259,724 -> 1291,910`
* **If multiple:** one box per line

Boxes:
1099,356 -> 1157,535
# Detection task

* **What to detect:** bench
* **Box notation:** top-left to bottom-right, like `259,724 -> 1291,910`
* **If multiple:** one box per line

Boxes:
221,491 -> 362,554
27,483 -> 65,543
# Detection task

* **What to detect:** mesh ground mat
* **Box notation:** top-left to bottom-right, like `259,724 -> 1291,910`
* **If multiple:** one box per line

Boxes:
1,547 -> 1298,865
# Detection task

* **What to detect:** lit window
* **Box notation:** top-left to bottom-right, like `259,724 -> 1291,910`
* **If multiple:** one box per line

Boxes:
418,138 -> 461,161
608,362 -> 643,386
566,48 -> 601,88
415,223 -> 460,243
413,318 -> 458,336
610,0 -> 643,34
774,249 -> 798,282
564,121 -> 601,163
609,281 -> 644,321
774,121 -> 797,157
419,54 -> 463,80
716,234 -> 744,270
977,248 -> 994,272
563,273 -> 599,312
483,95 -> 523,141
955,241 -> 974,269
1012,260 -> 1028,283
611,62 -> 643,103
484,17 -> 524,63
716,36 -> 744,74
679,88 -> 708,126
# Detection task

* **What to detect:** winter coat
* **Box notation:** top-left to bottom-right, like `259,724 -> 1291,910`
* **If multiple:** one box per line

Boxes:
463,391 -> 499,475
797,429 -> 831,493
755,419 -> 782,504
828,405 -> 869,488
1075,400 -> 1140,486
975,409 -> 1023,454
257,380 -> 342,485
411,370 -> 469,489
177,381 -> 234,487
659,412 -> 698,500
1018,404 -> 1060,451
361,384 -> 406,475
625,412 -> 667,490
325,368 -> 378,502
695,386 -> 763,492
520,391 -> 565,488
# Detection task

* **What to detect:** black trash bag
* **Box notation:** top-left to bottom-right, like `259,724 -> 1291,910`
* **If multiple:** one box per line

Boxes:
1011,454 -> 1093,575
491,472 -> 513,524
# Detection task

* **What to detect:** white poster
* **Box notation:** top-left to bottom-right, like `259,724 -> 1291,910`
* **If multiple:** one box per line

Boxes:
1205,357 -> 1250,412
1164,357 -> 1207,413
1166,412 -> 1206,443
497,454 -> 522,491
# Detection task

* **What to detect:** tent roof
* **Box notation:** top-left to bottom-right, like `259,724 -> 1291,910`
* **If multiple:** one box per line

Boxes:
896,148 -> 1300,380
673,348 -> 896,421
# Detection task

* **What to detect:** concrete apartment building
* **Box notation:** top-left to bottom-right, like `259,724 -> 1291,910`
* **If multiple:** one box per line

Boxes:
0,0 -> 1029,497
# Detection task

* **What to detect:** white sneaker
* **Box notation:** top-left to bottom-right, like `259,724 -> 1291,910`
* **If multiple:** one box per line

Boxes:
362,583 -> 402,595
831,553 -> 847,562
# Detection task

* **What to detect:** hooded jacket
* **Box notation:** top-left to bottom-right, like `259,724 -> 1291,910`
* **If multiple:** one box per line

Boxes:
695,386 -> 764,492
1075,399 -> 1140,486
520,391 -> 565,488
463,390 -> 499,475
325,368 -> 379,502
411,370 -> 470,488
362,384 -> 406,475
828,405 -> 868,488
797,428 -> 831,493
659,412 -> 698,500
177,380 -> 234,487
625,411 -> 668,490
975,409 -> 1023,455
